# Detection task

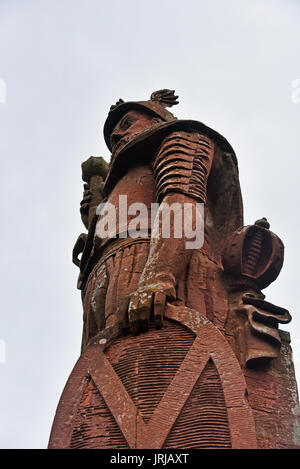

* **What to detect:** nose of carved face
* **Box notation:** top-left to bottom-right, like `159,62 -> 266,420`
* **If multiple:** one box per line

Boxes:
110,110 -> 163,154
110,132 -> 123,148
110,116 -> 134,153
110,131 -> 131,154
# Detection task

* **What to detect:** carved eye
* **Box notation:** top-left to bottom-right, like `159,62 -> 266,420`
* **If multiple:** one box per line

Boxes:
119,115 -> 134,131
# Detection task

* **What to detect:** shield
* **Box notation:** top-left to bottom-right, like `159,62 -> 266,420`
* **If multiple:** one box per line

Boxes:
48,305 -> 257,449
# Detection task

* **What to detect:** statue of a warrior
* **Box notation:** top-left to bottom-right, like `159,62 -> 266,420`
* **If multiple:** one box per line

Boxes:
49,90 -> 299,450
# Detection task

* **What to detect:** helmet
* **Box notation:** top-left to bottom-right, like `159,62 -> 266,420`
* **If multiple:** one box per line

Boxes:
103,89 -> 179,151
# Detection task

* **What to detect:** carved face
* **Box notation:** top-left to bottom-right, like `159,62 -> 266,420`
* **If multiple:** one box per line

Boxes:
110,109 -> 161,154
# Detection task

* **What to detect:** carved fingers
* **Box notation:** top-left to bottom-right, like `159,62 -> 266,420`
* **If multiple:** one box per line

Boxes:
127,283 -> 174,335
80,185 -> 92,230
80,184 -> 92,215
128,289 -> 153,335
80,182 -> 105,215
153,291 -> 166,329
242,294 -> 291,323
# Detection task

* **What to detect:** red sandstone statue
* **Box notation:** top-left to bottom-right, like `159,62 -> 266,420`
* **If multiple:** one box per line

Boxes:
49,90 -> 300,449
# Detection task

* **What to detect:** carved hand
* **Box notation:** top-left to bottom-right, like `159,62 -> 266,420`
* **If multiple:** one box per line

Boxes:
80,183 -> 92,215
80,182 -> 104,229
80,156 -> 108,229
127,277 -> 176,334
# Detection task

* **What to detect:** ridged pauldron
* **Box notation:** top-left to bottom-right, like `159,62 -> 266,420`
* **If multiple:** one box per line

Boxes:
152,131 -> 214,202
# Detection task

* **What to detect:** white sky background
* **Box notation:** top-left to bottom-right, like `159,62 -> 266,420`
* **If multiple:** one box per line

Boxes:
0,0 -> 299,449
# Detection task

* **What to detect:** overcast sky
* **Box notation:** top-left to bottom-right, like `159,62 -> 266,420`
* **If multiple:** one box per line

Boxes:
0,0 -> 299,449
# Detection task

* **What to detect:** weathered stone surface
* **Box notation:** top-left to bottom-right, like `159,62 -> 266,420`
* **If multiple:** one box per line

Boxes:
49,89 -> 300,449
49,306 -> 258,449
